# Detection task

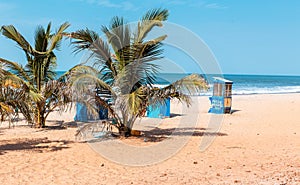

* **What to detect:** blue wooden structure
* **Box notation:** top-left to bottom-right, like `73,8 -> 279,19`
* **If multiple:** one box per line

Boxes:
147,98 -> 171,118
74,103 -> 109,122
95,88 -> 111,120
209,77 -> 233,114
74,103 -> 90,122
98,104 -> 108,119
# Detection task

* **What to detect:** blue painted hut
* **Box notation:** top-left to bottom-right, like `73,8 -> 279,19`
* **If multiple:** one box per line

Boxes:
74,103 -> 90,122
147,98 -> 171,118
74,88 -> 111,122
209,77 -> 233,114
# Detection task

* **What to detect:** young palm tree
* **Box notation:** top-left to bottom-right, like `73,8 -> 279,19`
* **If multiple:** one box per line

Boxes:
0,22 -> 72,127
68,8 -> 208,136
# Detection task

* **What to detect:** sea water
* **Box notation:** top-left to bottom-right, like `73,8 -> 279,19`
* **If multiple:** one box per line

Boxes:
152,74 -> 300,95
56,71 -> 300,95
221,74 -> 300,95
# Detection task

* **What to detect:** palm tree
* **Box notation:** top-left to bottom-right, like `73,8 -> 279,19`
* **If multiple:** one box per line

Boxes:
68,8 -> 209,136
0,75 -> 32,127
0,22 -> 72,127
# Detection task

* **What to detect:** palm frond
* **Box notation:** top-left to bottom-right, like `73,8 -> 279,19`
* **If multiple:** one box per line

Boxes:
67,66 -> 114,99
34,25 -> 47,51
70,73 -> 112,95
135,8 -> 169,43
70,28 -> 100,53
1,25 -> 35,54
56,64 -> 84,82
70,29 -> 116,77
142,8 -> 169,22
102,16 -> 131,59
47,22 -> 70,52
102,17 -> 131,76
168,73 -> 209,94
42,52 -> 57,82
126,36 -> 166,89
0,58 -> 30,81
1,74 -> 25,88
150,74 -> 209,107
43,80 -> 73,116
0,81 -> 35,124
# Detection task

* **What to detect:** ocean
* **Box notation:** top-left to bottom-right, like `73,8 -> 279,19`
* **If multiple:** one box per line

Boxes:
156,74 -> 300,95
221,74 -> 300,95
56,71 -> 300,95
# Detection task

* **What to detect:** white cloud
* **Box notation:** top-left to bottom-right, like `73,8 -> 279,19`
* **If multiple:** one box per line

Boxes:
77,0 -> 227,11
160,0 -> 227,10
166,0 -> 187,6
78,0 -> 139,11
121,1 -> 139,11
96,0 -> 119,8
205,3 -> 227,9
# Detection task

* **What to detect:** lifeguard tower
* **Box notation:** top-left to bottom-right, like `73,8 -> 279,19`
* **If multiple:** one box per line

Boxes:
209,77 -> 233,114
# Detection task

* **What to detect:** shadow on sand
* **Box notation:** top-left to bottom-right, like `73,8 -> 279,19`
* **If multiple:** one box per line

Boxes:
86,126 -> 228,144
142,127 -> 228,142
33,120 -> 77,130
0,137 -> 73,155
230,109 -> 241,114
169,113 -> 185,118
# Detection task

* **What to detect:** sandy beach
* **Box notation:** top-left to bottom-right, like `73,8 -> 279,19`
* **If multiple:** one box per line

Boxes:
0,93 -> 299,184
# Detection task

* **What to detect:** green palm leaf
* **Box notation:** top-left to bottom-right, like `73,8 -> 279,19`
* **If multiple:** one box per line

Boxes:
1,22 -> 71,127
69,8 -> 209,137
1,25 -> 35,54
135,8 -> 169,43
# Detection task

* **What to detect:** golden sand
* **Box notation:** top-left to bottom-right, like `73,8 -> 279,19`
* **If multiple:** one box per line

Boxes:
0,94 -> 299,184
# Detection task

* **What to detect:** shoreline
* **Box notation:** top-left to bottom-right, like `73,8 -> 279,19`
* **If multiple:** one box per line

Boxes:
197,92 -> 300,95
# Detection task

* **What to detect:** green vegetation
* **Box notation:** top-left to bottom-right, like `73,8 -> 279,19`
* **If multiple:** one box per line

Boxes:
0,8 -> 208,135
0,22 -> 72,127
68,8 -> 208,136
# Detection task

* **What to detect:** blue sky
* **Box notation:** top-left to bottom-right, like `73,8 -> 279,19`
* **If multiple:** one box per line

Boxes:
0,0 -> 300,75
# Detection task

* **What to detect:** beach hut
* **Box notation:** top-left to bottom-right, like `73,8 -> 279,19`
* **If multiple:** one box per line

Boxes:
74,102 -> 109,122
96,88 -> 112,119
74,88 -> 111,122
147,98 -> 171,118
209,77 -> 233,114
74,103 -> 90,122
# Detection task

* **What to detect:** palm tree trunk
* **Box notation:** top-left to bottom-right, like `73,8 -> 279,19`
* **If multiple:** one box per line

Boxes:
35,102 -> 46,128
40,114 -> 46,128
119,123 -> 131,137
